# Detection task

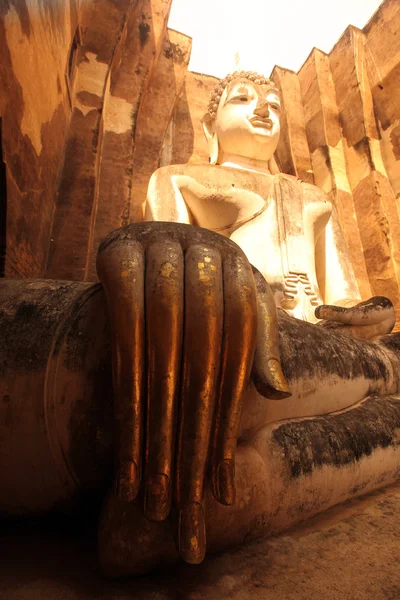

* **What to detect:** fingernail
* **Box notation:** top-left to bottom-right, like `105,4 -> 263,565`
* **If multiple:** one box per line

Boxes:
115,460 -> 139,502
144,473 -> 170,521
267,358 -> 291,398
217,458 -> 236,506
178,502 -> 206,564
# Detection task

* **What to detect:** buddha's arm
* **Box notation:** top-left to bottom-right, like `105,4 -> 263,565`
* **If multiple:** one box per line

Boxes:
145,166 -> 191,223
315,208 -> 396,338
145,166 -> 246,230
315,207 -> 361,307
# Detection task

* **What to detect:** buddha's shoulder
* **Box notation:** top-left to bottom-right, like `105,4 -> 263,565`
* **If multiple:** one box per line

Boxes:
152,163 -> 216,178
155,164 -> 280,197
151,166 -> 329,204
152,163 -> 250,176
276,173 -> 330,206
152,164 -> 274,187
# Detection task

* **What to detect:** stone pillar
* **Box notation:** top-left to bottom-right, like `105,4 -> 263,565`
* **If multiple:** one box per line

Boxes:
128,29 -> 192,222
45,0 -> 132,281
298,48 -> 371,299
364,0 -> 400,199
0,0 -> 77,277
330,25 -> 400,318
164,71 -> 219,166
270,66 -> 313,184
83,0 -> 175,281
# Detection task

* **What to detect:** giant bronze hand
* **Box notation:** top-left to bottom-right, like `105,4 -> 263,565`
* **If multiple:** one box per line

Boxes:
97,222 -> 290,565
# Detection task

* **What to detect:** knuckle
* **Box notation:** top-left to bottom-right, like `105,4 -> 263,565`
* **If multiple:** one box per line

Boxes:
146,242 -> 184,300
185,245 -> 223,296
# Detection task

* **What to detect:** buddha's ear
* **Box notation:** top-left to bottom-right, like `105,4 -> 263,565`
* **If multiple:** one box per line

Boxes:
201,112 -> 219,165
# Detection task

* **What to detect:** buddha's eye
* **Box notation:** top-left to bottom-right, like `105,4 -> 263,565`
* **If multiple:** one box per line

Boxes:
270,103 -> 280,111
230,95 -> 248,102
228,90 -> 251,103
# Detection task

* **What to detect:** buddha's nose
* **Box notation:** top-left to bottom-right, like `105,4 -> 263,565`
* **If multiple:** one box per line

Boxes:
254,100 -> 270,117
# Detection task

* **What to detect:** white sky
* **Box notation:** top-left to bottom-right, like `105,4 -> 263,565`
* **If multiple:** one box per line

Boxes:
168,0 -> 383,78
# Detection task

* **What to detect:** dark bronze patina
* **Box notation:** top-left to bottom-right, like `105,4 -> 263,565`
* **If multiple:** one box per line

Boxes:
97,221 -> 289,563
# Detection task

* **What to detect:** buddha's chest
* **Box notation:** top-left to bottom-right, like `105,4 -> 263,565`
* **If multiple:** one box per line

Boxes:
177,169 -> 332,321
179,171 -> 273,234
231,202 -> 324,321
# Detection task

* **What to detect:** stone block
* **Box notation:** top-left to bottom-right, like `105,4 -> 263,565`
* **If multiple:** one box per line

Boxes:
86,28 -> 191,280
299,49 -> 342,153
364,0 -> 400,129
0,0 -> 77,277
343,137 -> 387,191
311,145 -> 371,299
46,0 -> 173,281
129,29 -> 192,222
167,71 -> 219,166
352,171 -> 400,318
271,66 -> 313,183
330,26 -> 379,148
45,0 -> 131,280
380,121 -> 400,198
84,0 -> 173,281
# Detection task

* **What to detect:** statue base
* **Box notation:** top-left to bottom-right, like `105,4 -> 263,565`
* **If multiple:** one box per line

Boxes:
1,280 -> 399,576
99,393 -> 400,576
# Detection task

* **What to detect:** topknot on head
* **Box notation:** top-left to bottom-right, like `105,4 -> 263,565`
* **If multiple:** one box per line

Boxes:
207,70 -> 276,119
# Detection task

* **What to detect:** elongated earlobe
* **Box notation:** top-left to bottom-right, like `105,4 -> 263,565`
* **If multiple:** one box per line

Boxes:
208,137 -> 219,165
201,113 -> 220,165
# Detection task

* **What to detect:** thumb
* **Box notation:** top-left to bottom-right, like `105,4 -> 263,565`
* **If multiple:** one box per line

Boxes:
251,266 -> 291,400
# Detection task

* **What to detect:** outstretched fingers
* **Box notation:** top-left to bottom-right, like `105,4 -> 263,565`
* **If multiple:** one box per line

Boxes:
210,252 -> 258,507
144,241 -> 184,521
175,244 -> 224,564
97,240 -> 145,502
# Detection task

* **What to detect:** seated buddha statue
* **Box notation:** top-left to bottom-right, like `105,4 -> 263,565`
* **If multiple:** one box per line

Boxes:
95,71 -> 400,575
2,71 -> 400,579
145,71 -> 389,328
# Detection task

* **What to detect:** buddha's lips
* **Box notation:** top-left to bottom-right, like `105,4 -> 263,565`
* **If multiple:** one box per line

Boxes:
249,117 -> 273,129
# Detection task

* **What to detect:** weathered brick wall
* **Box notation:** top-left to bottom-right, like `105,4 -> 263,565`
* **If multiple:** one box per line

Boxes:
0,0 -> 79,277
45,1 -> 190,282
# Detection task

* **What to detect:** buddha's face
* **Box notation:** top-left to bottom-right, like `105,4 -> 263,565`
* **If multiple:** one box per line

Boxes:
214,78 -> 281,163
